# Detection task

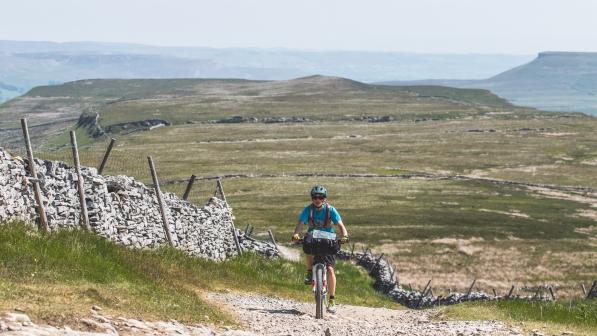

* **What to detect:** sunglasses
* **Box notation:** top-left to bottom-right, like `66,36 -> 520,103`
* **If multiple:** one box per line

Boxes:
311,195 -> 325,200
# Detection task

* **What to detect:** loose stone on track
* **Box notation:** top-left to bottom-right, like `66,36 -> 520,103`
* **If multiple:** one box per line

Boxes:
208,292 -> 520,336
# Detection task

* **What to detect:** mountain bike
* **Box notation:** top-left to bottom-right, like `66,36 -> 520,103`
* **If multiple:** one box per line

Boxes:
296,231 -> 344,319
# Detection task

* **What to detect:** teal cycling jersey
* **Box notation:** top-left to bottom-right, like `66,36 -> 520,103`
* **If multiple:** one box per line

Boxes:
299,203 -> 342,233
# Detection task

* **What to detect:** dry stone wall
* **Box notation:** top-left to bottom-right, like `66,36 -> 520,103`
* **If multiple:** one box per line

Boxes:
338,250 -> 551,308
0,147 -> 275,261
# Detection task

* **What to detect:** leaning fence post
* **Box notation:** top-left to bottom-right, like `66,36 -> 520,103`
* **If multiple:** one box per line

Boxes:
147,156 -> 173,246
422,279 -> 432,295
267,229 -> 278,248
97,138 -> 116,175
182,174 -> 196,201
390,264 -> 396,284
350,243 -> 355,258
549,286 -> 556,301
587,280 -> 597,299
20,118 -> 48,232
507,285 -> 515,299
387,264 -> 394,279
581,283 -> 587,296
70,131 -> 90,230
370,253 -> 385,274
416,293 -> 425,308
466,279 -> 477,296
214,178 -> 227,203
231,226 -> 243,255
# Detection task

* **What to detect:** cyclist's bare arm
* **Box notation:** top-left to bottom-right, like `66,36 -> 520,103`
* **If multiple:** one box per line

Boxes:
293,221 -> 305,236
336,220 -> 348,237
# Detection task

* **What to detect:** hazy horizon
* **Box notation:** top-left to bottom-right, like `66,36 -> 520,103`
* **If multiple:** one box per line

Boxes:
0,39 -> 539,56
2,0 -> 597,54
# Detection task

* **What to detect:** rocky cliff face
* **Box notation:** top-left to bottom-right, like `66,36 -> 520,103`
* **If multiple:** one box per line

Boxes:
0,147 -> 268,261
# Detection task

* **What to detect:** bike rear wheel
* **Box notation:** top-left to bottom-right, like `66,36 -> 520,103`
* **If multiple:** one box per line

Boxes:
315,265 -> 324,319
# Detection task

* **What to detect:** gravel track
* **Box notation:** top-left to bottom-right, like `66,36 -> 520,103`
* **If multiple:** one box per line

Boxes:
208,292 -> 521,336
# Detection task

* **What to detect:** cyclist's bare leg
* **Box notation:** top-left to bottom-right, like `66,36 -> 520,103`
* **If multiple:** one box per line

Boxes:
327,266 -> 336,297
306,254 -> 314,270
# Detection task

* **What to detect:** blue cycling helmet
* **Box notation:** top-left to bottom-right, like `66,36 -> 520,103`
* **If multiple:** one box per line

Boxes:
310,185 -> 327,198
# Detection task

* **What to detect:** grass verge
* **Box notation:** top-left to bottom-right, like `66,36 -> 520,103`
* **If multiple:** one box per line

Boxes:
437,300 -> 597,335
0,221 -> 398,326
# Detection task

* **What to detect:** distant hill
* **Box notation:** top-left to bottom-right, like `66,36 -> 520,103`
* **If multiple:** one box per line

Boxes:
0,75 -> 554,148
0,40 -> 533,103
381,52 -> 597,116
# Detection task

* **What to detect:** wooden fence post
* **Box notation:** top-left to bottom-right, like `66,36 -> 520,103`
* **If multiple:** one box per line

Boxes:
581,283 -> 587,296
587,280 -> 597,299
20,118 -> 48,232
416,293 -> 425,308
244,224 -> 253,236
549,286 -> 556,301
231,225 -> 243,255
147,156 -> 173,246
97,138 -> 116,175
350,243 -> 355,258
70,131 -> 90,230
492,288 -> 498,298
466,279 -> 477,296
422,279 -> 432,295
215,178 -> 227,203
267,229 -> 278,248
182,174 -> 197,201
370,253 -> 385,274
507,285 -> 515,299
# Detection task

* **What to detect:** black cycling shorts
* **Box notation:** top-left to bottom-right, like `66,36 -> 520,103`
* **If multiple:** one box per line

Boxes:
312,254 -> 336,268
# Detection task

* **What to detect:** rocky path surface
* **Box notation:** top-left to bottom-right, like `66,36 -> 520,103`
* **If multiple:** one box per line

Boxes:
208,292 -> 522,336
1,293 -> 522,336
0,310 -> 249,336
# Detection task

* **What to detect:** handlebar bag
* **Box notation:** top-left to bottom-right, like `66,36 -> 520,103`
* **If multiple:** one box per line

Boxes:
302,230 -> 340,255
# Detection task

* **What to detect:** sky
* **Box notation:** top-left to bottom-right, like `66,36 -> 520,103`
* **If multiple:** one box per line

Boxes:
1,0 -> 596,54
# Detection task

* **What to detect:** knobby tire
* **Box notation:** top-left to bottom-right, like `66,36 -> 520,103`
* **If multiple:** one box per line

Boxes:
315,266 -> 324,319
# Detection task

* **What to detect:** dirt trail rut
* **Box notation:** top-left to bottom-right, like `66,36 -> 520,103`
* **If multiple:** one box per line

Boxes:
209,292 -> 521,336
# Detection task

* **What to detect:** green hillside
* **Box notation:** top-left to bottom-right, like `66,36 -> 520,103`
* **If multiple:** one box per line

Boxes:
0,75 -> 552,149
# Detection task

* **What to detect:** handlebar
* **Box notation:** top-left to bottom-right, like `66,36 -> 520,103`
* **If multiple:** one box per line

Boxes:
293,237 -> 348,244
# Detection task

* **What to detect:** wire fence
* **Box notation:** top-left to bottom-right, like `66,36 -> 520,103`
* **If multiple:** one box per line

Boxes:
1,134 -> 218,207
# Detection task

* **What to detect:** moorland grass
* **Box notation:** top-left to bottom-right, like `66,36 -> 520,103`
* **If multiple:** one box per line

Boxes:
440,299 -> 597,335
43,119 -> 597,187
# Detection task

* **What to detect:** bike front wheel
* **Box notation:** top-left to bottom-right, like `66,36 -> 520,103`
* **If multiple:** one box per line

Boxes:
315,266 -> 324,319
